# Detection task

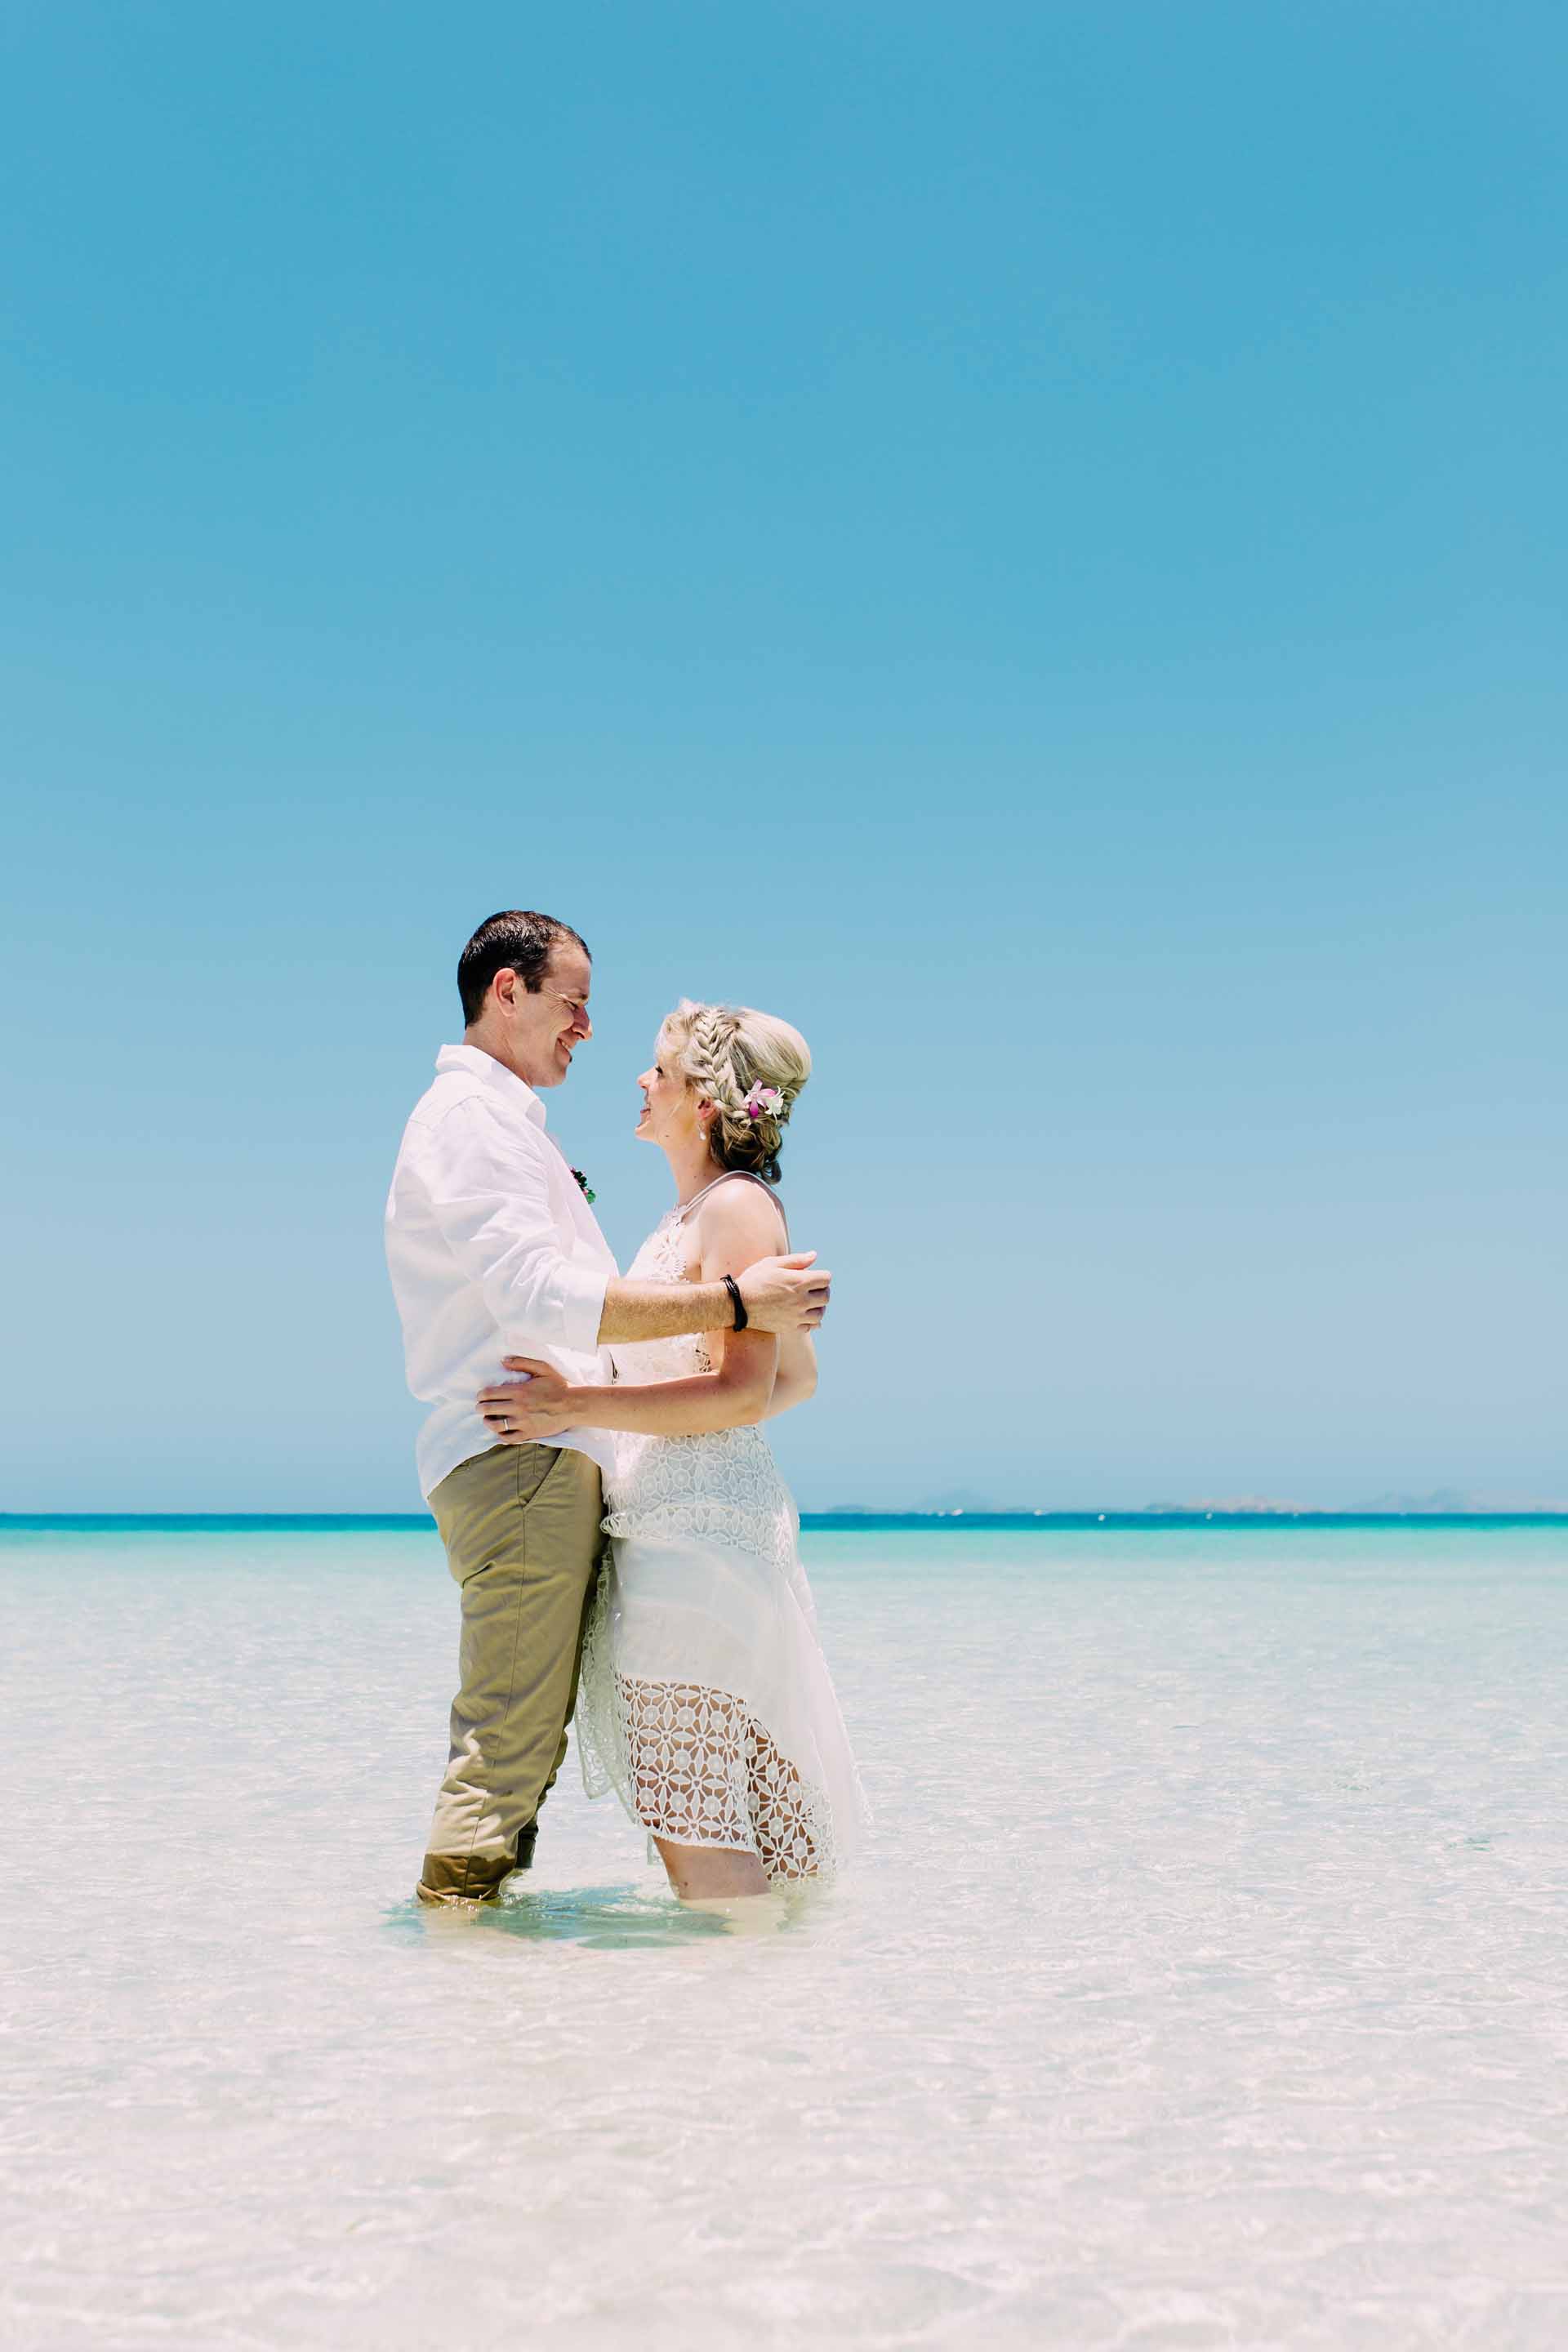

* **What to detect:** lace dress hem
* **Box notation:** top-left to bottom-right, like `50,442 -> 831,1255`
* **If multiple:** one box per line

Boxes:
594,1670 -> 843,1882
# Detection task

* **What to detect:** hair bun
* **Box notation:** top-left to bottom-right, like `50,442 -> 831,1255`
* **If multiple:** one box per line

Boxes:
660,999 -> 812,1185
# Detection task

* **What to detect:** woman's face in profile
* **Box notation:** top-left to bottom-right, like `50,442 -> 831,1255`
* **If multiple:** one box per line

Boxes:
635,1036 -> 700,1150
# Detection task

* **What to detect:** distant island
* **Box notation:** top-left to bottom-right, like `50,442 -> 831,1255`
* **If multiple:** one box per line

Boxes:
821,1488 -> 1568,1521
1138,1491 -> 1499,1517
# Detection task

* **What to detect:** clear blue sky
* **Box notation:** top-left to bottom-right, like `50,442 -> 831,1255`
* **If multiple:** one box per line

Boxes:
2,3 -> 1563,1510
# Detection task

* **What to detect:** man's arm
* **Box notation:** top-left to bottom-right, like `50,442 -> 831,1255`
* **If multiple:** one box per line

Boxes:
597,1254 -> 828,1343
479,1183 -> 814,1440
418,1098 -> 829,1349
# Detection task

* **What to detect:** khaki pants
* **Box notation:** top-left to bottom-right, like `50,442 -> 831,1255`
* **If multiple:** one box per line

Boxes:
418,1441 -> 604,1904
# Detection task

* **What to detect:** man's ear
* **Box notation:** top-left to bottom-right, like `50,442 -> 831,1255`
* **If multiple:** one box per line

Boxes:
492,966 -> 519,1011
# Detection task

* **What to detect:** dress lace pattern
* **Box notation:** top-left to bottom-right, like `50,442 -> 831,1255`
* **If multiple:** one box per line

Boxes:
608,1675 -> 834,1880
576,1187 -> 866,1883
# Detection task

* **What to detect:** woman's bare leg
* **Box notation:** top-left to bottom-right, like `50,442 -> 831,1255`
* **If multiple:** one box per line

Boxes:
653,1837 -> 769,1902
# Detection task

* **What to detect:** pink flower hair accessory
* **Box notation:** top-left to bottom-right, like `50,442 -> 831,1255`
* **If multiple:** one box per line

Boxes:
742,1083 -> 786,1123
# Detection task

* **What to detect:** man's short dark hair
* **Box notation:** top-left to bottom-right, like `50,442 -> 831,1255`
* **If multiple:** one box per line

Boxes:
457,910 -> 590,1027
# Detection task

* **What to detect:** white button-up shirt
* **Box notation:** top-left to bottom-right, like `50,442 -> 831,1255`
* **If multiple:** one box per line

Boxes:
385,1043 -> 617,1498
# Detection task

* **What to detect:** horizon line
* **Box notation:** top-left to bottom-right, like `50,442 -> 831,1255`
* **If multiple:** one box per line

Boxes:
5,1508 -> 1568,1530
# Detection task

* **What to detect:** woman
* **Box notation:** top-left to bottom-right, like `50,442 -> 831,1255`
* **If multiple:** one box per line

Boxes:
477,1000 -> 868,1904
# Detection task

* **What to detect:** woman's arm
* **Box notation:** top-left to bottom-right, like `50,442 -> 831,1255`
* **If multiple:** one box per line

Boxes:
479,1183 -> 788,1442
763,1329 -> 817,1419
481,1349 -> 774,1440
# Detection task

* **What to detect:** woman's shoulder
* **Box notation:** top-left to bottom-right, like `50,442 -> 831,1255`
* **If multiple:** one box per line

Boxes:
691,1173 -> 787,1253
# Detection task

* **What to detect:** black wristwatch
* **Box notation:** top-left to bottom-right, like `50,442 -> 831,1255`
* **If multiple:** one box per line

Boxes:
722,1274 -> 748,1331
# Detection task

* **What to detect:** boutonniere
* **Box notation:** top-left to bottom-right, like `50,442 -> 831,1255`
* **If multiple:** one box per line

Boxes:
571,1167 -> 596,1205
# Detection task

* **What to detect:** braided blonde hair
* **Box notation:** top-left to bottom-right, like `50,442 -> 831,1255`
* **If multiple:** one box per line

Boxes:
660,999 -> 811,1184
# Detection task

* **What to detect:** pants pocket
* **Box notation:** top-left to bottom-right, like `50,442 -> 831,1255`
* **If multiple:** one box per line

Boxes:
514,1443 -> 562,1510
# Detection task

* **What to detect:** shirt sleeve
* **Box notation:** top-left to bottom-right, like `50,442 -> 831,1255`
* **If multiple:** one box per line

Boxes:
417,1096 -> 608,1356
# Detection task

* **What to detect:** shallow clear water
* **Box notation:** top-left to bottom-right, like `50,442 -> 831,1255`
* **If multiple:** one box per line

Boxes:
3,1525 -> 1566,2350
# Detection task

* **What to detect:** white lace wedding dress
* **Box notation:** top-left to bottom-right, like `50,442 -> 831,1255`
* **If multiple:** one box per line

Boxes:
575,1175 -> 871,1882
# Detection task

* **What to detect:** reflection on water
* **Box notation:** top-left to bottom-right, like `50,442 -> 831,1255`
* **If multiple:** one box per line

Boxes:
390,1871 -> 837,1947
386,1882 -> 733,1949
3,1523 -> 1567,2350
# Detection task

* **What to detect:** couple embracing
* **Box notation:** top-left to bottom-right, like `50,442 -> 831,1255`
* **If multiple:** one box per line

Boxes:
385,909 -> 869,1910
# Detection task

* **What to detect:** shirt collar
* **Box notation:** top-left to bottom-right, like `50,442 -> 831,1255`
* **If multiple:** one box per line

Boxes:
435,1041 -> 547,1129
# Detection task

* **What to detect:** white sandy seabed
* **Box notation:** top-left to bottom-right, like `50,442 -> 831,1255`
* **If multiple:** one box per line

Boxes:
2,1521 -> 1567,2350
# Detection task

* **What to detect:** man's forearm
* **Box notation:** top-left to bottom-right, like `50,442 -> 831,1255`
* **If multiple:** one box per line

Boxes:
595,1278 -> 733,1345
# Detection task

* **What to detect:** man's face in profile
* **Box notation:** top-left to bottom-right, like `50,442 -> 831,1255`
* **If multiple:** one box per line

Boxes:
500,942 -> 593,1089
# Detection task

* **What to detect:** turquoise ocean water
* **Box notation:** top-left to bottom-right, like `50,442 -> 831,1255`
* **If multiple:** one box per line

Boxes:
3,1517 -> 1566,2349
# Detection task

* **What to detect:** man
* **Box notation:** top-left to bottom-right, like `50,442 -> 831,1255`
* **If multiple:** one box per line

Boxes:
385,909 -> 831,1906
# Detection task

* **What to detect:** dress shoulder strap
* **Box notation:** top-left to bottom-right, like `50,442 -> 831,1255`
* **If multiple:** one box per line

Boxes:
675,1168 -> 791,1248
